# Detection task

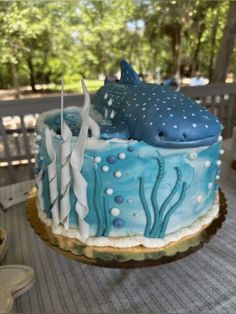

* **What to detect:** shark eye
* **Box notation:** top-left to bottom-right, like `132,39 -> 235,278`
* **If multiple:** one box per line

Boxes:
158,131 -> 164,138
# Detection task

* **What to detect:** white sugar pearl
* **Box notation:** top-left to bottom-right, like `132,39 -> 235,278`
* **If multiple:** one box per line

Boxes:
36,135 -> 42,141
204,160 -> 211,168
216,160 -> 221,166
118,152 -> 126,160
196,195 -> 203,203
111,208 -> 120,217
216,175 -> 220,180
94,156 -> 101,163
208,183 -> 213,189
106,188 -> 113,195
188,152 -> 197,160
114,171 -> 122,178
102,165 -> 109,172
127,198 -> 133,204
218,135 -> 223,142
220,149 -> 224,155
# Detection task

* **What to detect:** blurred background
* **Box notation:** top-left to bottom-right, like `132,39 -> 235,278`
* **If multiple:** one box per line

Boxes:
0,0 -> 235,99
0,0 -> 236,187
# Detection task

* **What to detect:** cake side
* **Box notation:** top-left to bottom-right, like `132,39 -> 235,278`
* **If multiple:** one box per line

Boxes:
35,106 -> 222,248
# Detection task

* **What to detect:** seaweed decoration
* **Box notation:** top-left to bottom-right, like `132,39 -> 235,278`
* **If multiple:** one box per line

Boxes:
93,167 -> 111,237
150,157 -> 165,237
93,168 -> 104,236
139,155 -> 187,238
103,196 -> 111,236
139,177 -> 152,236
158,182 -> 187,238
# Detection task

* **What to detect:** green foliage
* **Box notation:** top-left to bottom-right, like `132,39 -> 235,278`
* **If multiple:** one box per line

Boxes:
0,0 -> 234,91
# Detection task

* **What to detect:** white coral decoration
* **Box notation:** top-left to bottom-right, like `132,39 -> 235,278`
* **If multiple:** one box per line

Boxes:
70,80 -> 91,239
45,128 -> 60,227
60,120 -> 72,229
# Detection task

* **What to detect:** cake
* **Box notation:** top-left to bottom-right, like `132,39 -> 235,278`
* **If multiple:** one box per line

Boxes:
34,60 -> 223,256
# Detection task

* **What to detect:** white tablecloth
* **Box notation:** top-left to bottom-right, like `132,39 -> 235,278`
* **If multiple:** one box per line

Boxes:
0,160 -> 235,313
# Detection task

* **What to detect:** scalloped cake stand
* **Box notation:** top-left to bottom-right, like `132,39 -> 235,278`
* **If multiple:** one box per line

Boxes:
26,188 -> 227,269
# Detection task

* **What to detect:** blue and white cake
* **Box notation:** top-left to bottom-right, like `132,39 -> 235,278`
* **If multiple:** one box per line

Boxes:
35,61 -> 223,250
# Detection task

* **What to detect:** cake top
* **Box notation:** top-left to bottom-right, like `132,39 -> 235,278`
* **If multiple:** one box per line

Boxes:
93,60 -> 222,148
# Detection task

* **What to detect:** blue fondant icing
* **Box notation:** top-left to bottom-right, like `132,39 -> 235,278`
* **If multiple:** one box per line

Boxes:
93,60 -> 222,148
100,124 -> 129,140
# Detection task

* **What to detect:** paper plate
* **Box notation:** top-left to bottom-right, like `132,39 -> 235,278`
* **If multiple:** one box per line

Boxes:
0,228 -> 8,264
0,265 -> 34,313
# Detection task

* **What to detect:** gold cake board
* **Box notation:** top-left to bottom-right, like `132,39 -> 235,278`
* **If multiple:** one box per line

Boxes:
26,188 -> 227,269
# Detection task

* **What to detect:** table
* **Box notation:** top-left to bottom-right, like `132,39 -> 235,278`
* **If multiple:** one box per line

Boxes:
0,160 -> 235,313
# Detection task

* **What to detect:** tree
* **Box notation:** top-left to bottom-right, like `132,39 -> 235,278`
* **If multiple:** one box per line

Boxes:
212,1 -> 236,83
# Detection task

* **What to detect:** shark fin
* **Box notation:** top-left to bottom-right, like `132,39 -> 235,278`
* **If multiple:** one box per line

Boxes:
104,77 -> 111,85
120,60 -> 141,85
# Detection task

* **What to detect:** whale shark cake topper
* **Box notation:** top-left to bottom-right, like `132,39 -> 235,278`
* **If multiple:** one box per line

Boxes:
93,60 -> 222,148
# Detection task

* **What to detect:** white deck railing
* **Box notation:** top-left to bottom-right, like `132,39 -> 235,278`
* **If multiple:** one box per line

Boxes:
0,83 -> 235,185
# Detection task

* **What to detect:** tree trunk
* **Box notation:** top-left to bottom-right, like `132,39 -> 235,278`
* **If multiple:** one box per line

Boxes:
211,2 -> 236,83
175,25 -> 184,80
191,21 -> 204,76
27,55 -> 36,92
10,62 -> 20,99
208,11 -> 219,81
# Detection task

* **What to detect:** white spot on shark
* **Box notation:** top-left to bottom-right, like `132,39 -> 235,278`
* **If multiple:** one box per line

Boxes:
110,110 -> 115,119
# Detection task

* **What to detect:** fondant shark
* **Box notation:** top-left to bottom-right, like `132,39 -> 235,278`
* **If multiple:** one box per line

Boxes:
93,60 -> 221,148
